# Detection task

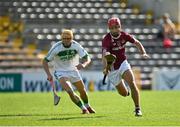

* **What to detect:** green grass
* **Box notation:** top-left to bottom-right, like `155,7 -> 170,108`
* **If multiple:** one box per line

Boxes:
0,91 -> 180,126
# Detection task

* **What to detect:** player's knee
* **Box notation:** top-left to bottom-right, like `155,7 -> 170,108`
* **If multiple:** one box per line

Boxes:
118,91 -> 128,97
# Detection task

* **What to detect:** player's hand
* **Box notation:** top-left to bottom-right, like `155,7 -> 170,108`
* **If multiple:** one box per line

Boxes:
103,66 -> 110,75
76,63 -> 85,70
103,68 -> 107,75
103,68 -> 109,75
47,74 -> 53,81
142,53 -> 150,59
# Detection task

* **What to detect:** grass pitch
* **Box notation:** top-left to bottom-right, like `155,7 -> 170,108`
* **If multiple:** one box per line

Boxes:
0,91 -> 180,126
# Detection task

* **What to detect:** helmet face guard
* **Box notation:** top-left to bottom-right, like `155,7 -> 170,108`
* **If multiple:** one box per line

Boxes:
108,17 -> 121,28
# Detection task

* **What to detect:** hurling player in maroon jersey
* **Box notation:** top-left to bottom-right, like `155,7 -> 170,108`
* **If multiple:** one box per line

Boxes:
102,17 -> 150,116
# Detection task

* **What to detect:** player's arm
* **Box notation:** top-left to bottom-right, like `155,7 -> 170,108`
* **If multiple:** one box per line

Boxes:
134,39 -> 150,59
82,54 -> 91,68
76,55 -> 91,70
42,45 -> 57,81
102,51 -> 111,74
102,37 -> 111,74
42,58 -> 53,81
76,43 -> 92,70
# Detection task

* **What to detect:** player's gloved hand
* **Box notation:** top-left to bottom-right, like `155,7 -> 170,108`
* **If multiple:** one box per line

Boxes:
142,53 -> 150,59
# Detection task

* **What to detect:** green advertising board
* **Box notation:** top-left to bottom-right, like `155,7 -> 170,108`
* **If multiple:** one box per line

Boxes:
0,73 -> 22,92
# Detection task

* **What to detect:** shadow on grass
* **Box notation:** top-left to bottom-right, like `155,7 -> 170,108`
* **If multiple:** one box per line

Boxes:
0,113 -> 106,121
39,115 -> 106,121
0,113 -> 63,117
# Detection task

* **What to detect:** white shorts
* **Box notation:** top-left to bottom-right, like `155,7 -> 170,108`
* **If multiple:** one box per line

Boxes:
108,60 -> 131,86
54,70 -> 82,83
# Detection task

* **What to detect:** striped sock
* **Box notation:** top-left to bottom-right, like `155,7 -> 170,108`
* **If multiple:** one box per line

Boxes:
82,99 -> 90,108
76,101 -> 86,110
84,103 -> 90,108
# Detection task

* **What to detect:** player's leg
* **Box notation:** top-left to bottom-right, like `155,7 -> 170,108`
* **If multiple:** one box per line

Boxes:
108,69 -> 129,97
115,80 -> 129,97
73,80 -> 96,113
59,77 -> 89,114
122,69 -> 142,116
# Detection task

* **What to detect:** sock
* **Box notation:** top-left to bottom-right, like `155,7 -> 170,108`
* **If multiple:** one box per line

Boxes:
135,106 -> 141,110
82,99 -> 90,108
76,101 -> 86,110
84,103 -> 90,108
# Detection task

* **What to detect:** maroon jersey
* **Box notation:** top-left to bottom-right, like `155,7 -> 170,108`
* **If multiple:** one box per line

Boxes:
102,31 -> 136,70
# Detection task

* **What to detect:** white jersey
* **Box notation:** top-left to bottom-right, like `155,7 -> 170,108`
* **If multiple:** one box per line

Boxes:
45,41 -> 89,71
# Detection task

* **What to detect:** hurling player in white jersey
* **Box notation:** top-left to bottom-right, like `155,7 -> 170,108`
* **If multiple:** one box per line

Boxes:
42,29 -> 95,114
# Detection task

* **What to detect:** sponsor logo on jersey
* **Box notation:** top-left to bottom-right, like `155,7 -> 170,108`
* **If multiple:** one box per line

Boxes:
57,49 -> 77,61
